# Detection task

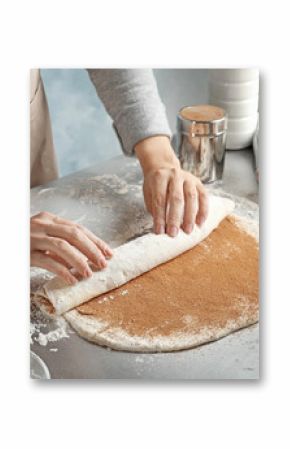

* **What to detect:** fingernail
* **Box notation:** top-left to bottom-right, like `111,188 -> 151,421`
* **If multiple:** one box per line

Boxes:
68,276 -> 77,285
155,224 -> 165,234
168,225 -> 178,237
84,268 -> 92,278
105,249 -> 113,258
98,257 -> 107,269
184,224 -> 193,234
197,217 -> 206,227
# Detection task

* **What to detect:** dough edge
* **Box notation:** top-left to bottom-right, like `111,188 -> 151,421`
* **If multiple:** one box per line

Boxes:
65,308 -> 259,353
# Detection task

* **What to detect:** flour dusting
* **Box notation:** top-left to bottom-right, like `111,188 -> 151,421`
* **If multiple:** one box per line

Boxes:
88,174 -> 129,195
30,303 -> 72,347
121,289 -> 128,296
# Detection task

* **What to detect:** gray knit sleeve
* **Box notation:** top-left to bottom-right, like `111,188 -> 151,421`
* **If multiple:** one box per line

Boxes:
87,69 -> 171,156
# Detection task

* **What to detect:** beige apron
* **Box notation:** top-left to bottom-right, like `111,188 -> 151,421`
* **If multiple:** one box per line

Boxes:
30,69 -> 58,187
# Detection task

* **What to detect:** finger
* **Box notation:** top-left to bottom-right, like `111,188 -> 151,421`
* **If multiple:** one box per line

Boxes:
44,251 -> 72,269
45,223 -> 108,269
143,184 -> 153,216
196,182 -> 209,226
78,226 -> 113,260
166,175 -> 184,237
182,182 -> 198,234
52,217 -> 113,259
37,236 -> 93,278
31,251 -> 77,285
151,174 -> 168,234
46,251 -> 102,277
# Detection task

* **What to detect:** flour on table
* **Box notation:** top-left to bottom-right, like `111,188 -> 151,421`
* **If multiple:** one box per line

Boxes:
134,354 -> 156,376
35,325 -> 70,347
30,303 -> 72,347
30,268 -> 73,348
87,173 -> 145,199
88,174 -> 129,195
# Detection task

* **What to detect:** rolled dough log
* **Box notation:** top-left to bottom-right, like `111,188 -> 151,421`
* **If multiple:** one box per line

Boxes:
33,195 -> 234,315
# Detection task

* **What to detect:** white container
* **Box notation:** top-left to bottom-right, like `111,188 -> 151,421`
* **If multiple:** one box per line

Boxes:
227,113 -> 258,133
209,79 -> 259,101
226,130 -> 255,150
210,68 -> 259,83
209,95 -> 258,118
209,69 -> 259,149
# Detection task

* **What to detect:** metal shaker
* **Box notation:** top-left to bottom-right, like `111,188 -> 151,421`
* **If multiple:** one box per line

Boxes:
176,105 -> 227,183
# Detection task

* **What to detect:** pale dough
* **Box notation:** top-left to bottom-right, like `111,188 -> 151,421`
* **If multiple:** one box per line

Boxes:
33,195 -> 234,315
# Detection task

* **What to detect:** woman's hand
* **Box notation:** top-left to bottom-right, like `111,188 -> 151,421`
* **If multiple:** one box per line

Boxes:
135,136 -> 209,237
31,212 -> 113,284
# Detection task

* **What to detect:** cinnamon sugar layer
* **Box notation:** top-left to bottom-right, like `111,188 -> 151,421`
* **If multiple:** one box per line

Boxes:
77,216 -> 259,338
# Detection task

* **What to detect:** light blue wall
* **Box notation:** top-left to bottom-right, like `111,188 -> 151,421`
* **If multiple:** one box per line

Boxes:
41,69 -> 209,176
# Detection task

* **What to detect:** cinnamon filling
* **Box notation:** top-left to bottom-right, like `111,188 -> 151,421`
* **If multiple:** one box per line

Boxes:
76,217 -> 259,337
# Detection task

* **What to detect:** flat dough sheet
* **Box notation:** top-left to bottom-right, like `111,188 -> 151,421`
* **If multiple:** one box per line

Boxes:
34,195 -> 234,315
65,215 -> 259,352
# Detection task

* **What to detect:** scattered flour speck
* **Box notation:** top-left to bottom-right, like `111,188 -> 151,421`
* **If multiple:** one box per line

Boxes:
121,290 -> 128,296
30,302 -> 71,348
35,326 -> 70,347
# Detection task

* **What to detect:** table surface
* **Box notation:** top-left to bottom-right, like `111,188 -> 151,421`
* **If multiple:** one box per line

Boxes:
30,148 -> 259,379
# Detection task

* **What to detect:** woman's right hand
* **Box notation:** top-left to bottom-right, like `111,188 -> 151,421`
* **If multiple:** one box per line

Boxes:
30,212 -> 113,285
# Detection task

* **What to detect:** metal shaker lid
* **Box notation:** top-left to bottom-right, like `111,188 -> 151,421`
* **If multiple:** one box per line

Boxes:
178,104 -> 227,137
